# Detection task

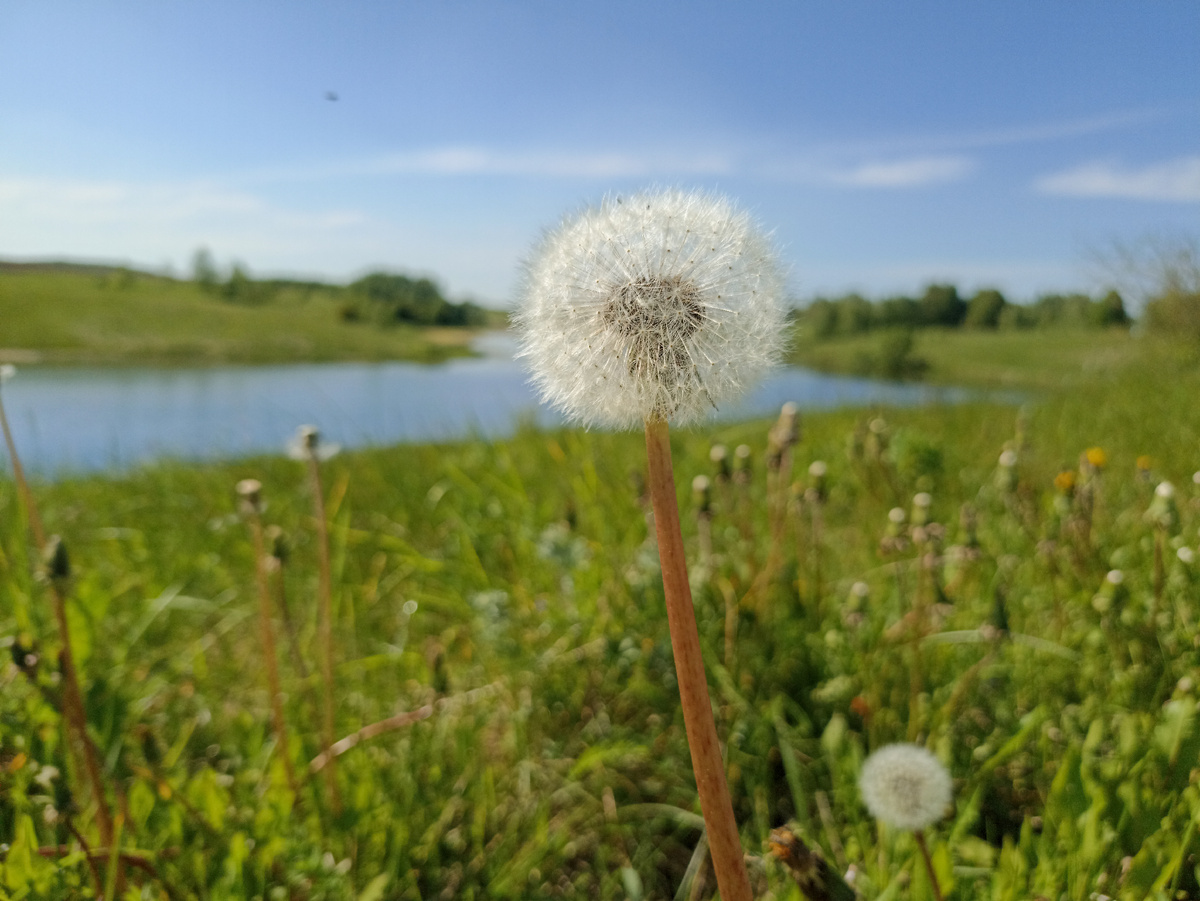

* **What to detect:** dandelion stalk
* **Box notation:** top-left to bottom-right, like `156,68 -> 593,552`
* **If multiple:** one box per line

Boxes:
516,189 -> 787,901
45,538 -> 117,852
299,426 -> 342,814
0,367 -> 46,549
646,418 -> 752,900
913,829 -> 944,901
238,479 -> 300,800
1,370 -> 116,863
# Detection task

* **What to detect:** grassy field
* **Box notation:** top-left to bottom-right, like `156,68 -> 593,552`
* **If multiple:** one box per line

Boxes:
789,324 -> 1145,391
2,331 -> 1200,899
0,266 -> 494,365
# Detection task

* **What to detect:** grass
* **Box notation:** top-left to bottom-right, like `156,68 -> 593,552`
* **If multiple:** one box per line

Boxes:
0,267 -> 490,365
2,334 -> 1200,899
789,325 -> 1144,390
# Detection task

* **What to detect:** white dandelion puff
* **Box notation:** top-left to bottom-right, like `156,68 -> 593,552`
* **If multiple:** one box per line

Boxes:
859,743 -> 952,831
515,189 -> 787,429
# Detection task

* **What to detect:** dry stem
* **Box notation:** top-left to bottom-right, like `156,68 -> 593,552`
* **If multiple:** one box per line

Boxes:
246,509 -> 301,798
644,418 -> 752,901
306,450 -> 342,813
914,829 -> 944,901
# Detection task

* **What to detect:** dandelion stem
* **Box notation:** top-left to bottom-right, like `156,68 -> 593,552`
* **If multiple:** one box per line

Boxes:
50,571 -> 116,851
306,449 -> 342,814
3,386 -> 115,865
244,499 -> 301,799
914,829 -> 944,901
0,388 -> 46,549
644,418 -> 752,901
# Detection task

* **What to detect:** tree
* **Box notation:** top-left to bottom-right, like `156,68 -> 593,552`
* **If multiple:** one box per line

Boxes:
964,289 -> 1006,329
192,247 -> 218,292
918,284 -> 966,327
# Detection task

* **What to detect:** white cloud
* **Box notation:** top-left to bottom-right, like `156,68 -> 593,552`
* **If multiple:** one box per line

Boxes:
1035,156 -> 1200,202
254,147 -> 732,182
0,176 -> 365,228
827,155 -> 975,188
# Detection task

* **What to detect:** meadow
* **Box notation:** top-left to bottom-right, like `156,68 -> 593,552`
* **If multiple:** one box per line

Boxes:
2,330 -> 1200,900
0,266 -> 497,366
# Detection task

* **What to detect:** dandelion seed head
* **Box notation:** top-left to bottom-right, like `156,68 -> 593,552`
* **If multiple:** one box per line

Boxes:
998,449 -> 1017,468
809,460 -> 828,478
0,364 -> 15,383
1177,546 -> 1195,565
1156,481 -> 1175,499
888,507 -> 907,525
859,743 -> 952,831
913,492 -> 932,509
1107,569 -> 1124,585
515,189 -> 787,428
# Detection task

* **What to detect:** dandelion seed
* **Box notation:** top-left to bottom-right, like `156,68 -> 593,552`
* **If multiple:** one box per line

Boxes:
859,743 -> 952,831
515,189 -> 787,429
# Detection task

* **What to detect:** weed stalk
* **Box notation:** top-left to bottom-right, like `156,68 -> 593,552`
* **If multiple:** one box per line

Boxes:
300,427 -> 342,814
238,479 -> 301,800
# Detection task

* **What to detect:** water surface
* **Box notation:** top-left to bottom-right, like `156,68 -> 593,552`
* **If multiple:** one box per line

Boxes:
2,335 -> 966,475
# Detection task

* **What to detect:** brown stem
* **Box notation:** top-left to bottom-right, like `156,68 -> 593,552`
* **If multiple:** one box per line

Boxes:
644,419 -> 752,901
914,829 -> 944,901
247,512 -> 301,799
306,453 -> 342,813
51,579 -> 115,848
0,388 -> 46,549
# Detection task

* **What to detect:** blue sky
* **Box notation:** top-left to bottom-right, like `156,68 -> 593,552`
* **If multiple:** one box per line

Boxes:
2,1 -> 1197,306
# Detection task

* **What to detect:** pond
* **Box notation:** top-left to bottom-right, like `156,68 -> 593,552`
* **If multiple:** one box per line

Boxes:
2,333 -> 968,476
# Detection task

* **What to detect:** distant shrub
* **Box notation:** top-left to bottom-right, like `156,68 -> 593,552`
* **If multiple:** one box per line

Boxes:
964,289 -> 1007,329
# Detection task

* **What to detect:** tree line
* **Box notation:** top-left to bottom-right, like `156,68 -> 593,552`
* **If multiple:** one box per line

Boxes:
799,283 -> 1130,339
191,248 -> 489,328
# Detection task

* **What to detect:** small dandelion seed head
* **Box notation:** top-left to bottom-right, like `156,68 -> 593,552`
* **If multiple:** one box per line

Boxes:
998,449 -> 1017,468
515,189 -> 788,429
888,507 -> 907,525
0,364 -> 15,383
1107,569 -> 1124,586
809,460 -> 828,478
1192,471 -> 1200,486
1177,546 -> 1195,565
859,743 -> 952,831
235,478 -> 263,515
913,492 -> 932,509
1156,481 -> 1175,499
851,581 -> 870,598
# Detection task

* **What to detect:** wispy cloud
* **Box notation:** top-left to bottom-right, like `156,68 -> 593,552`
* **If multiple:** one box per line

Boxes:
825,155 -> 975,188
0,176 -> 365,228
1035,156 -> 1200,202
252,147 -> 732,183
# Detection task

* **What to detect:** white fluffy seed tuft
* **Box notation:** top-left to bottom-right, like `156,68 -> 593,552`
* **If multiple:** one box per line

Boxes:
859,743 -> 952,831
515,189 -> 787,429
